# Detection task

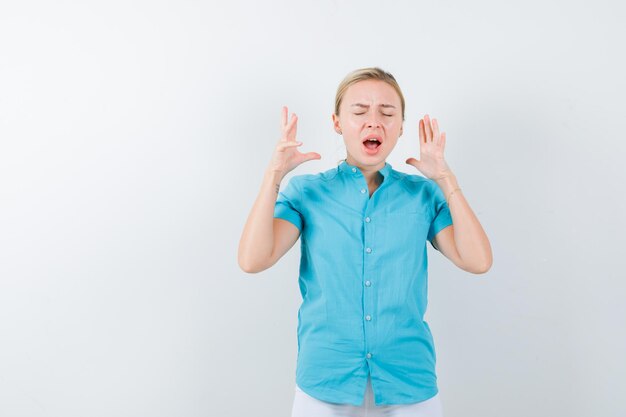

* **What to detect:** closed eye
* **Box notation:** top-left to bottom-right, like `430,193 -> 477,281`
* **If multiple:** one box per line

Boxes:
355,113 -> 393,117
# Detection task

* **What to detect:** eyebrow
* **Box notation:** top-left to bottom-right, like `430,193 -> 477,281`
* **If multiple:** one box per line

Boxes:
350,103 -> 397,109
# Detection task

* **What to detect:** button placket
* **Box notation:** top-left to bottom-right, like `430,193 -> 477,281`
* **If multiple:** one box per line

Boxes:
363,195 -> 374,365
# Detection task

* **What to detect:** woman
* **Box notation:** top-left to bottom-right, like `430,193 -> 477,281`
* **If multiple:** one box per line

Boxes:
238,67 -> 492,417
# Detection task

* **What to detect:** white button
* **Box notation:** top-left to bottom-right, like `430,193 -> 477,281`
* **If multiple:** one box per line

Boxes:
352,167 -> 357,172
366,353 -> 372,359
365,315 -> 371,321
360,188 -> 366,194
365,280 -> 371,287
366,247 -> 372,253
365,217 -> 371,223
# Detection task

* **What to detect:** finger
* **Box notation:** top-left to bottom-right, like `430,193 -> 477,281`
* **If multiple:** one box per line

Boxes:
419,119 -> 425,143
285,113 -> 298,141
405,157 -> 420,169
432,118 -> 440,143
282,106 -> 287,128
282,113 -> 298,141
291,113 -> 298,140
302,152 -> 322,161
424,114 -> 432,141
277,141 -> 302,151
440,132 -> 446,149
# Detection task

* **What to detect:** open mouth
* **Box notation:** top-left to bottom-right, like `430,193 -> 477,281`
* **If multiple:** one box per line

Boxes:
363,138 -> 381,149
362,138 -> 382,154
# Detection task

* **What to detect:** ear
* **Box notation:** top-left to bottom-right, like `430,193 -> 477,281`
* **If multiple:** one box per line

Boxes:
332,113 -> 341,134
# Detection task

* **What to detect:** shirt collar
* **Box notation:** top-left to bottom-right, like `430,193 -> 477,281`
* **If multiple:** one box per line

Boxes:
338,159 -> 393,180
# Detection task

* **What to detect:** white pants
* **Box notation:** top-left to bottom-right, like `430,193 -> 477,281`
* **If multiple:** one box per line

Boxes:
291,375 -> 444,417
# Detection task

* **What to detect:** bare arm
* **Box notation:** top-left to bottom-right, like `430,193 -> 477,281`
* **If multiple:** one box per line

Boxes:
237,106 -> 320,274
407,114 -> 492,274
432,174 -> 493,274
237,168 -> 301,273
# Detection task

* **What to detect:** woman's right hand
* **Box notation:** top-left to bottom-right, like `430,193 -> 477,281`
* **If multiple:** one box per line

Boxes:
268,106 -> 321,178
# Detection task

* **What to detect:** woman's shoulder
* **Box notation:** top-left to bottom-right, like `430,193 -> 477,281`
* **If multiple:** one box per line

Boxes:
290,165 -> 341,184
390,169 -> 438,194
390,168 -> 428,182
391,168 -> 431,184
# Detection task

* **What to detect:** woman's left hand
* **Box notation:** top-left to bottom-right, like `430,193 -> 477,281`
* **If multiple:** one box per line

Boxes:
405,114 -> 453,180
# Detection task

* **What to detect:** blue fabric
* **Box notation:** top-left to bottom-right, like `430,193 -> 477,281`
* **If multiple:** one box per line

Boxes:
274,159 -> 453,406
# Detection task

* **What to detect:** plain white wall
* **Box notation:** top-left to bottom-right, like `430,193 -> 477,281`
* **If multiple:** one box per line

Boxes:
1,1 -> 624,416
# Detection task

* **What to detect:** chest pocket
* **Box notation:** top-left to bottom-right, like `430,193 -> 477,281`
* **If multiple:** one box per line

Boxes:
377,209 -> 431,249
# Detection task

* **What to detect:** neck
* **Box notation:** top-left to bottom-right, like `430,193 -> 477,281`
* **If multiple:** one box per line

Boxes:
363,169 -> 382,186
345,156 -> 385,185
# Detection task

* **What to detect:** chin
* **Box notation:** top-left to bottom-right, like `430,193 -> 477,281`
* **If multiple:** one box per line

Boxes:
347,149 -> 390,166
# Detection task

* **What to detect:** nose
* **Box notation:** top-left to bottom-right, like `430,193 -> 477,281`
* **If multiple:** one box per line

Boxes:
366,113 -> 382,128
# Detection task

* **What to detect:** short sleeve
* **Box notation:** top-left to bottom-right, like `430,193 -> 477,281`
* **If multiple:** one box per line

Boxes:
427,182 -> 453,248
273,176 -> 303,232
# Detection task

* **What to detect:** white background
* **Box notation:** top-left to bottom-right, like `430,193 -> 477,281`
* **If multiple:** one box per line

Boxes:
1,1 -> 625,416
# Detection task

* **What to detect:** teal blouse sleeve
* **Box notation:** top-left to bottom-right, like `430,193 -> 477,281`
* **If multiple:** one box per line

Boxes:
427,181 -> 453,249
273,176 -> 303,232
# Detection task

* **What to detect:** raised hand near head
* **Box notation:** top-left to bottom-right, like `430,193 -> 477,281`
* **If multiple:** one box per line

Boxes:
269,106 -> 321,178
405,114 -> 453,181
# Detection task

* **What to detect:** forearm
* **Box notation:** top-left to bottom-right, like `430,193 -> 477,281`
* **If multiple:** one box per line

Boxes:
238,167 -> 284,272
435,172 -> 493,272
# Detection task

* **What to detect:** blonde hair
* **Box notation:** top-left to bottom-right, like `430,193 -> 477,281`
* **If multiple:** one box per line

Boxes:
334,67 -> 405,121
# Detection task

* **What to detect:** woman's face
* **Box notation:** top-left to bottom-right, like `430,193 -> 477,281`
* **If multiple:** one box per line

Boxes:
332,79 -> 404,170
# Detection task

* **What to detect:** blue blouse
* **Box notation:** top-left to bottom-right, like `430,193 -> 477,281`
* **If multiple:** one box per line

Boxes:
273,159 -> 453,406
